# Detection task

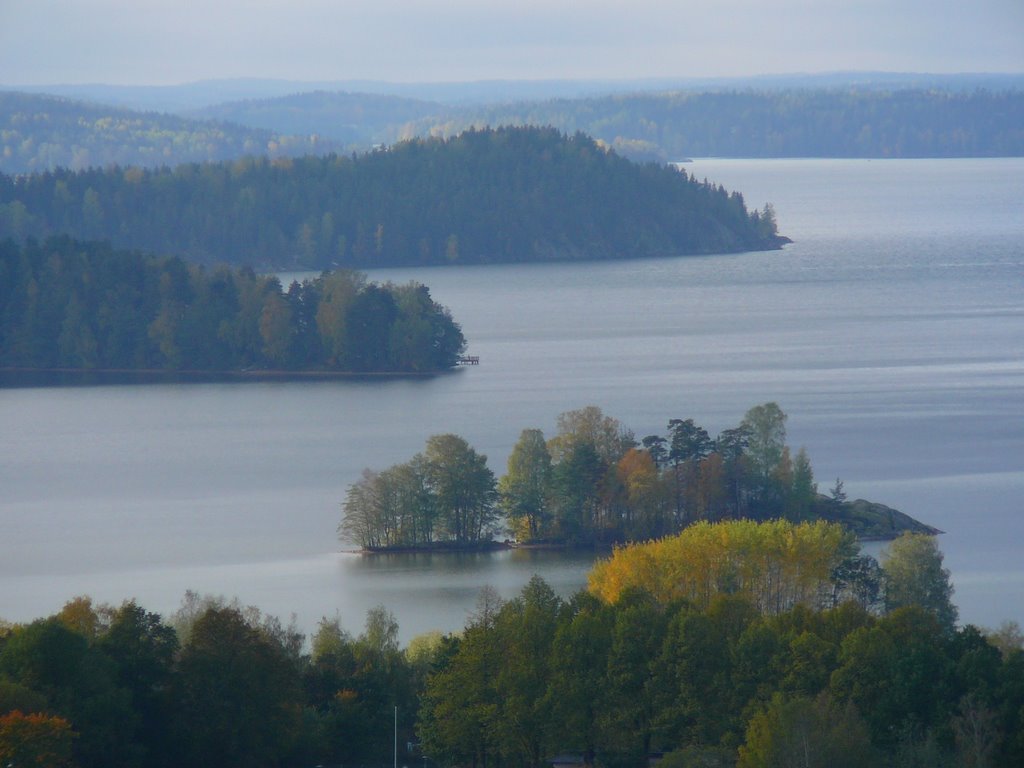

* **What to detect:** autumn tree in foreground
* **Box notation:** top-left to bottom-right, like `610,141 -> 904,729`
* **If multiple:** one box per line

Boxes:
588,519 -> 860,614
0,710 -> 76,767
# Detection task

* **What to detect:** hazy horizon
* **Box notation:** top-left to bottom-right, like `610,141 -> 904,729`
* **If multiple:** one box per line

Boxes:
7,70 -> 1024,90
2,0 -> 1022,87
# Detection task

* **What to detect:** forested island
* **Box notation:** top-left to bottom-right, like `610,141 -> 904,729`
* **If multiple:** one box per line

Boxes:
339,403 -> 937,551
0,237 -> 464,374
2,526 -> 1022,768
0,126 -> 785,269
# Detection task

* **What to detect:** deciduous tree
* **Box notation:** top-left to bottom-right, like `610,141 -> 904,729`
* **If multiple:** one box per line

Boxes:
882,533 -> 958,633
492,577 -> 562,768
423,434 -> 498,544
170,606 -> 303,767
737,692 -> 877,768
499,429 -> 553,541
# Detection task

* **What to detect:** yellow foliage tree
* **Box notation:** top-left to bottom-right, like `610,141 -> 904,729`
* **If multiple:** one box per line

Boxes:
588,519 -> 856,615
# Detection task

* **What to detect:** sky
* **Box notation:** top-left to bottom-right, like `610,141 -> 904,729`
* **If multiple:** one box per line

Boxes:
1,0 -> 1022,86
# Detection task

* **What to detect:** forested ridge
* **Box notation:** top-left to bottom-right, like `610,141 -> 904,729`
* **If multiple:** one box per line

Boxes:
185,90 -> 444,146
0,237 -> 465,373
5,86 -> 1024,174
422,88 -> 1024,161
0,126 -> 784,269
0,91 -> 336,174
2,530 -> 1022,768
339,403 -> 936,551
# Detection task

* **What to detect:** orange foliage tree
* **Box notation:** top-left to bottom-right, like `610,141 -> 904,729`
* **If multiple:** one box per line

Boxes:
0,710 -> 76,767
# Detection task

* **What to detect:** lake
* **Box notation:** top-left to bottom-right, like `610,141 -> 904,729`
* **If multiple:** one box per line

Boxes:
1,158 -> 1022,642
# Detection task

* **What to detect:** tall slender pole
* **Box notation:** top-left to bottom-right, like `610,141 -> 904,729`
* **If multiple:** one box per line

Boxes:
394,705 -> 398,768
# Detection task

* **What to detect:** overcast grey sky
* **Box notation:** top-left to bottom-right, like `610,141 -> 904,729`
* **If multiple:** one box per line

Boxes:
2,0 -> 1022,85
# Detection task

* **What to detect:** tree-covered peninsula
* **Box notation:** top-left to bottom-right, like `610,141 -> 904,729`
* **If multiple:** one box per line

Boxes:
339,403 -> 936,551
0,126 -> 786,270
0,237 -> 464,374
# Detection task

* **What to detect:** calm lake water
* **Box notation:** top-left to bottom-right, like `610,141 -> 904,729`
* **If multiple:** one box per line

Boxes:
2,158 -> 1022,641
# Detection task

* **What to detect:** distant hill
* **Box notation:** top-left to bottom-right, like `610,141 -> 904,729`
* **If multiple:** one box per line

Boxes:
185,91 -> 446,145
4,73 -> 1019,173
173,77 -> 1024,162
179,85 -> 1024,163
411,88 -> 1024,161
7,72 -> 1024,111
0,91 -> 338,174
1,78 -> 651,112
0,126 -> 786,270
157,85 -> 1024,164
4,78 -> 1023,172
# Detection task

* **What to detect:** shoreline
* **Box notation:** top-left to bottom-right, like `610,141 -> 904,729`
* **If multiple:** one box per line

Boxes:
0,366 -> 455,386
347,523 -> 939,556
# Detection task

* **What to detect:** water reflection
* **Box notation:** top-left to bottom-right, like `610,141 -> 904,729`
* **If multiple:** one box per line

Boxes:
335,549 -> 600,640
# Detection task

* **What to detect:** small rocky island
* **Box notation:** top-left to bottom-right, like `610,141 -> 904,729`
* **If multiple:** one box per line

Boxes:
340,403 -> 938,552
816,496 -> 941,540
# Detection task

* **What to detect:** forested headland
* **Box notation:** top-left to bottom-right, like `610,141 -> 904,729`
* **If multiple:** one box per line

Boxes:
0,237 -> 464,374
0,126 -> 785,270
339,403 -> 937,551
2,527 -> 1022,768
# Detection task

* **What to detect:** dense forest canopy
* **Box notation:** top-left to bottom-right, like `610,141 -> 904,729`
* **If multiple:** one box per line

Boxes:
339,403 -> 936,551
1,547 -> 1021,768
0,126 -> 785,269
417,561 -> 1014,768
0,91 -> 337,174
0,237 -> 465,373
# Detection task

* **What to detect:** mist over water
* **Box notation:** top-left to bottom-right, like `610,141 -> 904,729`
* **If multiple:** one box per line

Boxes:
2,158 -> 1022,641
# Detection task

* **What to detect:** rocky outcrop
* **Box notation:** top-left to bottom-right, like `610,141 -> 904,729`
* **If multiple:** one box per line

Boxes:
816,496 -> 942,540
